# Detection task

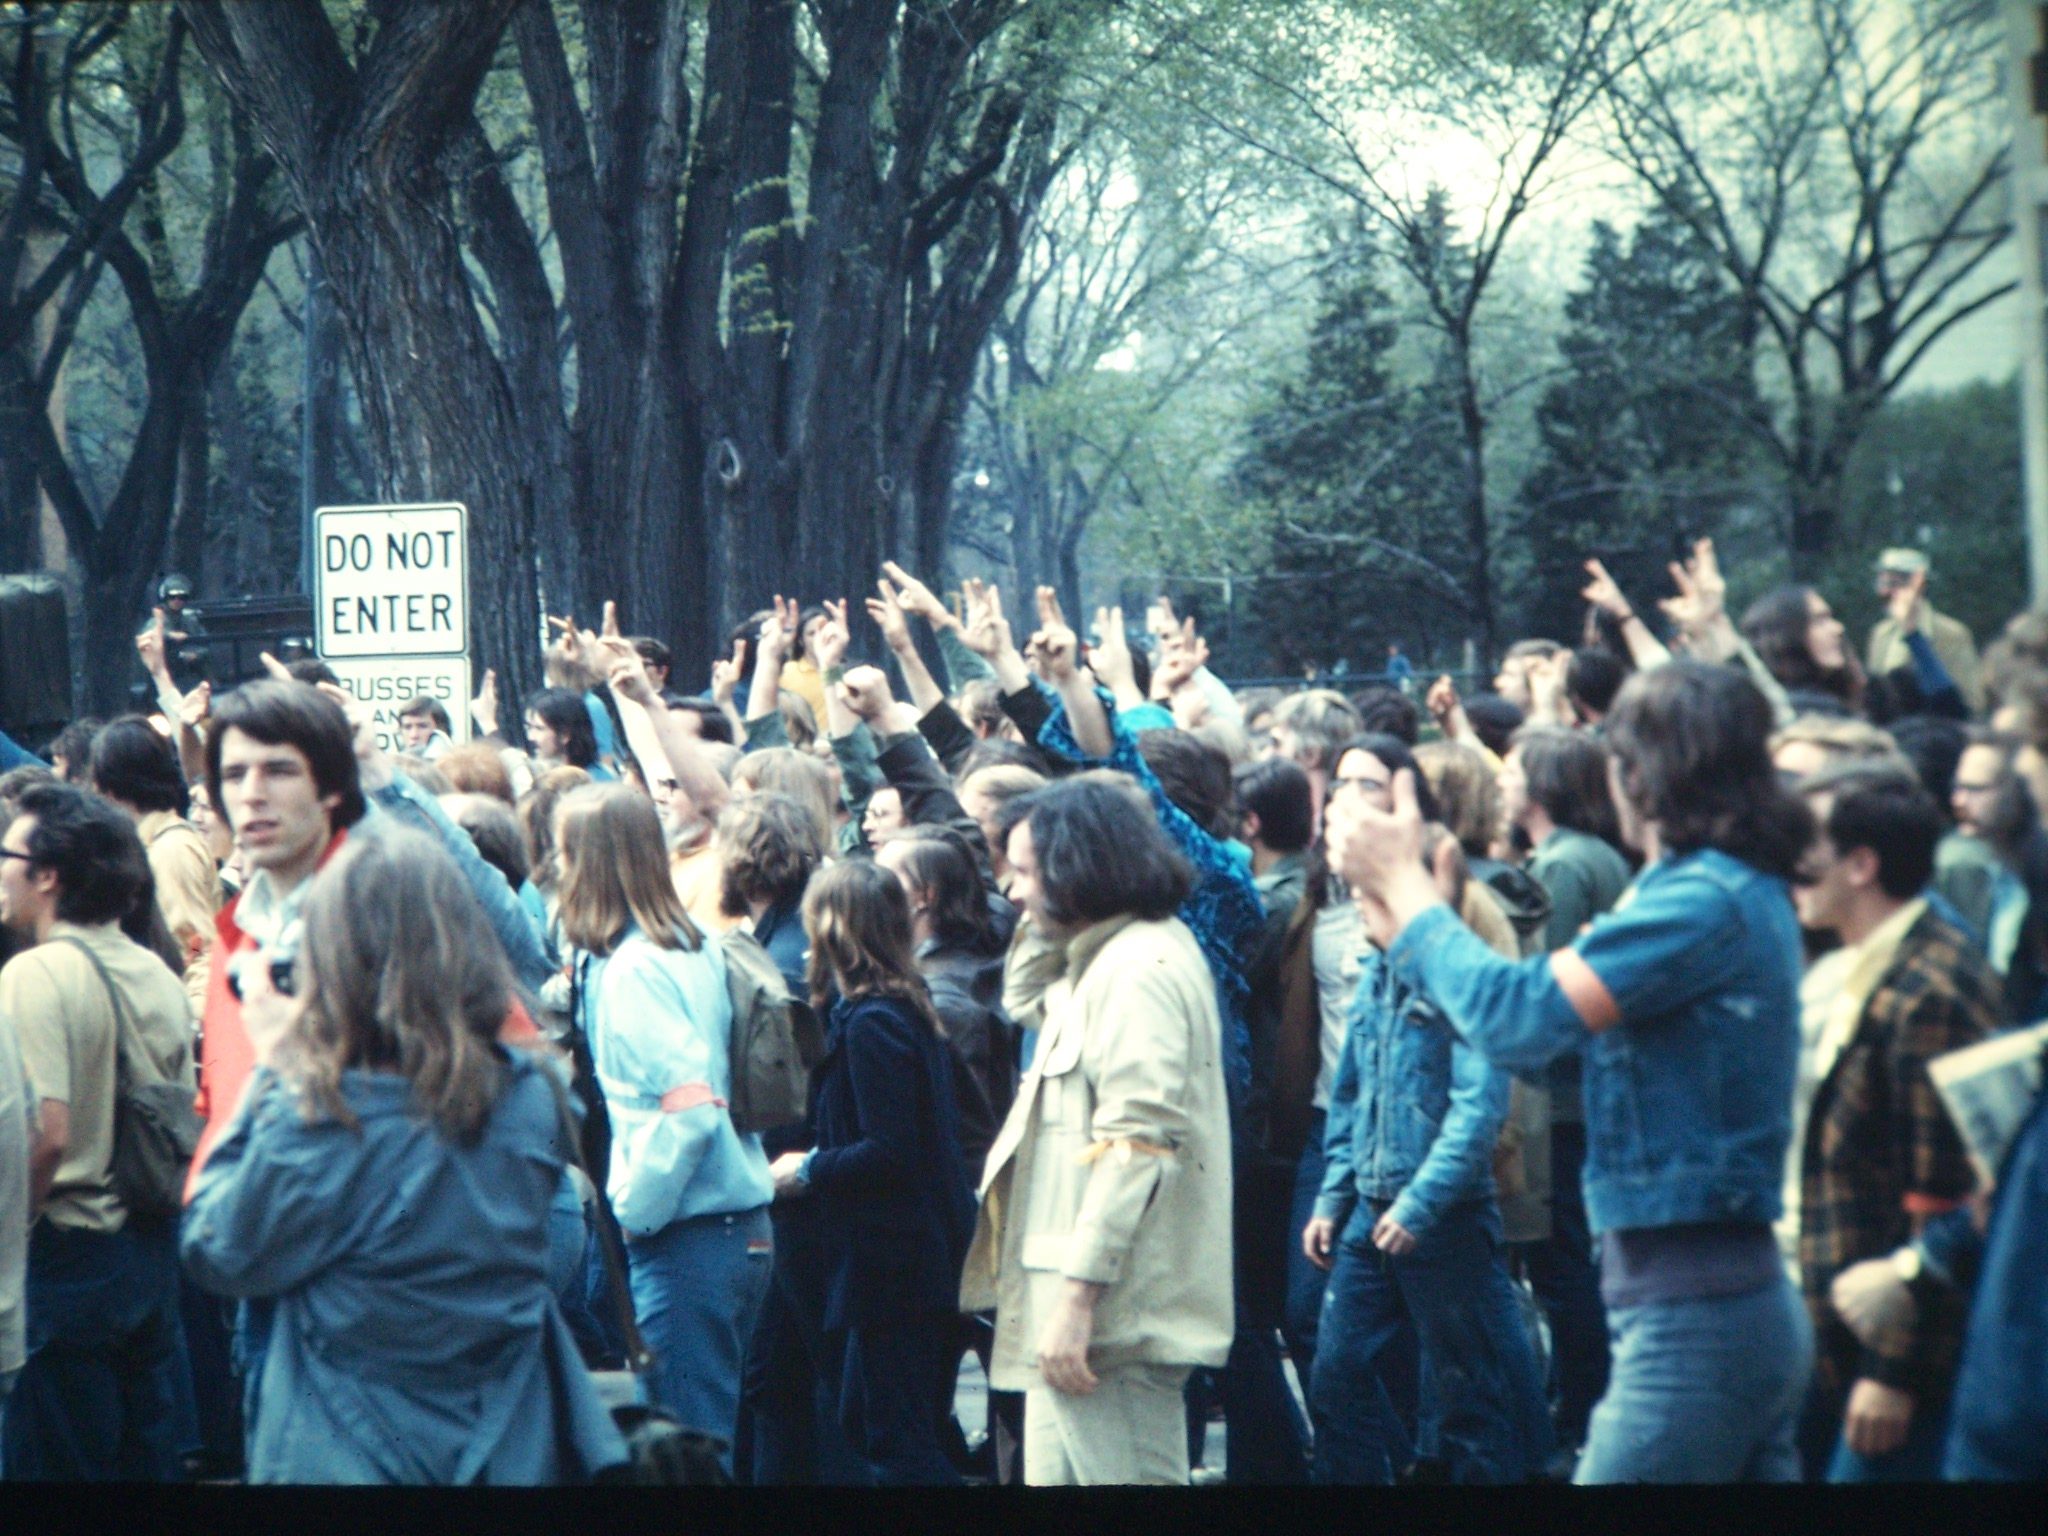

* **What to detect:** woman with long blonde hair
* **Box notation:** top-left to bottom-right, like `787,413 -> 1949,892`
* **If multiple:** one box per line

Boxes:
766,859 -> 974,1484
180,830 -> 624,1484
554,782 -> 773,1472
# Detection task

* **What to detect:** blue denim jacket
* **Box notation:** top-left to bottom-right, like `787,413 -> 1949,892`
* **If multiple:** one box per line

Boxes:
1312,947 -> 1510,1240
1388,849 -> 1801,1236
368,770 -> 554,994
182,1054 -> 627,1483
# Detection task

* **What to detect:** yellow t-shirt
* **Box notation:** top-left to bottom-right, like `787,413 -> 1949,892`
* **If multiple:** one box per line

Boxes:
137,810 -> 221,1021
0,922 -> 195,1232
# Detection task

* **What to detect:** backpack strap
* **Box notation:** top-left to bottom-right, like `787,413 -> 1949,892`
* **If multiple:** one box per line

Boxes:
51,935 -> 143,1093
537,1063 -> 656,1382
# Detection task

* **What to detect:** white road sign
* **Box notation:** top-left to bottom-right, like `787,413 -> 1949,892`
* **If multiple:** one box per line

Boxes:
323,656 -> 473,758
315,502 -> 469,658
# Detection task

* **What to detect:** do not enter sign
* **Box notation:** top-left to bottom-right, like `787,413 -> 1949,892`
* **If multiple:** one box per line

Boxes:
315,503 -> 469,659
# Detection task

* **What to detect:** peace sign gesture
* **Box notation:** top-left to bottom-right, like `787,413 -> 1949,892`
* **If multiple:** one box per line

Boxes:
755,595 -> 801,669
1660,538 -> 1726,636
880,561 -> 956,632
959,578 -> 1013,660
1581,559 -> 1635,623
812,598 -> 852,672
1033,586 -> 1079,684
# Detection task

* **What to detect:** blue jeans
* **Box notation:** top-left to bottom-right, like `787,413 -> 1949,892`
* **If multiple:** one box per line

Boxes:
167,1279 -> 241,1474
1310,1200 -> 1542,1484
625,1205 -> 773,1474
1516,1121 -> 1607,1449
1575,1278 -> 1812,1484
1283,1109 -> 1329,1375
3,1219 -> 184,1482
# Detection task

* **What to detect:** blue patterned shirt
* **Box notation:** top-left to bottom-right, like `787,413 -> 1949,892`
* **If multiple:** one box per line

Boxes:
1035,680 -> 1260,1111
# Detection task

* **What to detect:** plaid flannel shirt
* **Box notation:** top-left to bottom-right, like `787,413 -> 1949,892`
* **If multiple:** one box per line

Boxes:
1799,906 -> 2003,1401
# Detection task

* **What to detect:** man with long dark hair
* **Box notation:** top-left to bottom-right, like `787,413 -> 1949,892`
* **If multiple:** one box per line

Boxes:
962,776 -> 1233,1484
1331,661 -> 1818,1483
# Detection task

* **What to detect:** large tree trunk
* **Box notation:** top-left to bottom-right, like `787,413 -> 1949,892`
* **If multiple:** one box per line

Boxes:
1452,344 -> 1495,663
184,0 -> 544,699
1789,467 -> 1845,581
167,369 -> 211,586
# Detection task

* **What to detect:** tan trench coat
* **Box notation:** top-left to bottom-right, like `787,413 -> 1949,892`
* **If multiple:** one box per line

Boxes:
962,912 -> 1234,1391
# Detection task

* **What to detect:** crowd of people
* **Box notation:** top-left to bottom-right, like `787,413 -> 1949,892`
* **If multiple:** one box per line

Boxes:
0,538 -> 2044,1486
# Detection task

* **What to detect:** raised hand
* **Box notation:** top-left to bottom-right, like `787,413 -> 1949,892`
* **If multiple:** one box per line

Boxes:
178,680 -> 213,731
1033,586 -> 1080,684
1089,606 -> 1138,698
959,578 -> 1013,659
546,613 -> 589,667
471,668 -> 500,735
1887,568 -> 1928,634
710,640 -> 745,706
867,579 -> 914,654
1325,769 -> 1457,930
137,608 -> 171,678
755,595 -> 801,669
313,679 -> 391,790
1146,595 -> 1178,644
1690,537 -> 1726,619
1581,558 -> 1636,622
1660,536 -> 1726,635
837,664 -> 895,721
880,561 -> 956,630
599,636 -> 658,706
1151,616 -> 1207,700
812,599 -> 852,672
600,599 -> 622,641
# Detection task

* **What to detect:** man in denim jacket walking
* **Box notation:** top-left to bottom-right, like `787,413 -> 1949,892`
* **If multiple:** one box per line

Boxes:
1300,763 -> 1546,1485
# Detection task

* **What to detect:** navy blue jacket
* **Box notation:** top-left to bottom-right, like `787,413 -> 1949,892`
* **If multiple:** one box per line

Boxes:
806,993 -> 975,1330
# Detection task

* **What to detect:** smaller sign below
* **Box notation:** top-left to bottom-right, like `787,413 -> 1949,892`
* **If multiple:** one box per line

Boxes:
315,502 -> 469,659
323,656 -> 472,759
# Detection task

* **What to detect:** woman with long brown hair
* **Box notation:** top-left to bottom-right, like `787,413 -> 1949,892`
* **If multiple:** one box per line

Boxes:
767,858 -> 975,1485
554,782 -> 774,1473
179,830 -> 625,1484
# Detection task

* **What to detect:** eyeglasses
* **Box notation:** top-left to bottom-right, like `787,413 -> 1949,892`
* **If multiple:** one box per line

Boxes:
0,849 -> 32,863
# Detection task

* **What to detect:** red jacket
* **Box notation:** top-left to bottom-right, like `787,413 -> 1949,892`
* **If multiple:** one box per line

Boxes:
186,826 -> 540,1202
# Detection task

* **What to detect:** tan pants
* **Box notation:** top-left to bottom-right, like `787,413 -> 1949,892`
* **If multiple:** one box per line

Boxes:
1023,1363 -> 1194,1485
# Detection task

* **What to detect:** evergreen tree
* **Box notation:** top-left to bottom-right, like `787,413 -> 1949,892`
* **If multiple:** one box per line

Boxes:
1515,207 -> 1770,641
1234,226 -> 1470,676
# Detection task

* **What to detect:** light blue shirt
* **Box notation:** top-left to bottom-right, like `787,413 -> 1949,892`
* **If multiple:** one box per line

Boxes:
576,925 -> 772,1235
